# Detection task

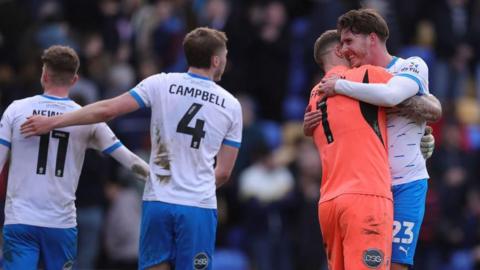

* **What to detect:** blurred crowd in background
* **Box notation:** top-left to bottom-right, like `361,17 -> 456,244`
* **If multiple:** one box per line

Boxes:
0,0 -> 480,269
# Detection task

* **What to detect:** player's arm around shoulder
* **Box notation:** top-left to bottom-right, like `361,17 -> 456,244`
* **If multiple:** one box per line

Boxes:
395,57 -> 442,122
324,65 -> 416,107
21,92 -> 141,137
71,92 -> 141,124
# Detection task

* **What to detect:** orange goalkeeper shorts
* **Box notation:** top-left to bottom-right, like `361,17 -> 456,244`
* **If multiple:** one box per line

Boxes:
318,194 -> 393,270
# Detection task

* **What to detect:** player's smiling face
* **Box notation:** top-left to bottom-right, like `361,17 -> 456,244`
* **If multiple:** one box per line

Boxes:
340,29 -> 370,67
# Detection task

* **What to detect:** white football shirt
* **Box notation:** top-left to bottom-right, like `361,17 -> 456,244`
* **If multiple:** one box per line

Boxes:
386,56 -> 430,185
0,95 -> 122,228
130,72 -> 242,209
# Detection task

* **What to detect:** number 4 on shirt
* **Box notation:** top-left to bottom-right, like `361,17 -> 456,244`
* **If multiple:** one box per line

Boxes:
177,103 -> 206,149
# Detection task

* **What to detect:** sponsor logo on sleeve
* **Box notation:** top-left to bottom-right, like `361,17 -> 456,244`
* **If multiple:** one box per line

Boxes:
400,62 -> 420,74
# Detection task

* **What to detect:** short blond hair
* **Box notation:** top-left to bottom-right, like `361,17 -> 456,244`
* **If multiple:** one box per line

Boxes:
313,30 -> 340,69
41,45 -> 79,85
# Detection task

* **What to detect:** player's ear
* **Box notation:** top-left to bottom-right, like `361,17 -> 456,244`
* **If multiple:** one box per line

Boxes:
211,55 -> 220,68
71,74 -> 79,85
369,33 -> 377,46
42,68 -> 49,84
334,44 -> 343,58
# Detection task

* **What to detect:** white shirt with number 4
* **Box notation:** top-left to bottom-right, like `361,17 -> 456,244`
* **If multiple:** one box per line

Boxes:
130,72 -> 242,209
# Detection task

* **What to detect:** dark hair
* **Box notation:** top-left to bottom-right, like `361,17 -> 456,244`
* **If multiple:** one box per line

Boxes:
313,30 -> 340,69
41,45 -> 79,85
183,27 -> 228,69
337,9 -> 389,42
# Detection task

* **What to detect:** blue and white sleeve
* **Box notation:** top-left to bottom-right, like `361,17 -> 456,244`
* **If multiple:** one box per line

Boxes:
395,57 -> 429,95
89,123 -> 123,154
129,73 -> 166,108
0,104 -> 15,171
0,103 -> 15,149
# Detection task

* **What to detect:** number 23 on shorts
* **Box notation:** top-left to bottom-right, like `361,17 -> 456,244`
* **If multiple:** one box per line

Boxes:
393,220 -> 415,244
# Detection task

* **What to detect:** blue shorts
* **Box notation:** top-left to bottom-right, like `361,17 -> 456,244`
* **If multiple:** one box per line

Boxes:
391,179 -> 428,266
139,201 -> 217,270
3,224 -> 77,270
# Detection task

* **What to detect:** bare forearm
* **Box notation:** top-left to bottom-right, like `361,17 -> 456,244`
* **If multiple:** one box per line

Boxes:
303,110 -> 322,137
0,146 -> 8,173
304,126 -> 313,137
215,144 -> 238,188
397,95 -> 442,122
215,169 -> 230,188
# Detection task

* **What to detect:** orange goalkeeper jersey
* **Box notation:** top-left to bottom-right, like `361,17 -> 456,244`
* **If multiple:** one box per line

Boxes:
308,65 -> 393,203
